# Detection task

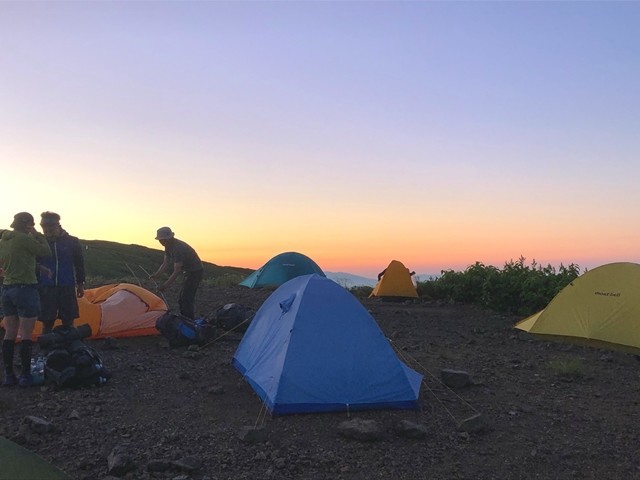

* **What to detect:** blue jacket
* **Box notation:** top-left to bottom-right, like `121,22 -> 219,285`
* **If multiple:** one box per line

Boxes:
37,230 -> 86,287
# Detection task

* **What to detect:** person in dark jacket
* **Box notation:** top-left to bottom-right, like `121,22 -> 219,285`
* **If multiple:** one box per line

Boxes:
36,212 -> 86,334
150,226 -> 203,319
0,212 -> 52,387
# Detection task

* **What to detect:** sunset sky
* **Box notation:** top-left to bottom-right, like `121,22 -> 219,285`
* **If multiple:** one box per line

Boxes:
1,1 -> 639,278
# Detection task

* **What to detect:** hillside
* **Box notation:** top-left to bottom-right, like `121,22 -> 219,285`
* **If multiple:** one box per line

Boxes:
82,240 -> 252,282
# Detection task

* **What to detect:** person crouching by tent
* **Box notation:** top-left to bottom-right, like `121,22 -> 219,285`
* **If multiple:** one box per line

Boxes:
0,212 -> 51,387
378,268 -> 415,281
150,227 -> 203,319
36,211 -> 86,334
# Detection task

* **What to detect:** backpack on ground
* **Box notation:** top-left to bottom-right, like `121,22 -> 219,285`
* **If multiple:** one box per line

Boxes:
38,324 -> 111,389
214,303 -> 251,332
155,312 -> 214,347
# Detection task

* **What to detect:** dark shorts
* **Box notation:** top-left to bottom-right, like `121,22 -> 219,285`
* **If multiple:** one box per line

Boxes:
38,286 -> 80,324
2,284 -> 41,318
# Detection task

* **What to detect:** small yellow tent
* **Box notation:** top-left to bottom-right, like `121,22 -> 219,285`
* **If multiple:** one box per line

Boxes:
369,260 -> 418,299
515,262 -> 640,354
31,283 -> 167,340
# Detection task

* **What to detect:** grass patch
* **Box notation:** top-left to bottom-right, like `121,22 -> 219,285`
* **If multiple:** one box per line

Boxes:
549,357 -> 585,379
202,273 -> 247,288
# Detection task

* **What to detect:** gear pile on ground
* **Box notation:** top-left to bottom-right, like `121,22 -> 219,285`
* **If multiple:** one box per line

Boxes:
1,283 -> 640,480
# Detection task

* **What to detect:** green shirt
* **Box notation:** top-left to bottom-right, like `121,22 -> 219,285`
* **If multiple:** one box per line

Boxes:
0,230 -> 52,285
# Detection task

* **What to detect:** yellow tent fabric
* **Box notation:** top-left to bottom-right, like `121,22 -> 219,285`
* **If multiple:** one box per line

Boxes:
29,283 -> 167,340
515,262 -> 640,355
369,260 -> 418,298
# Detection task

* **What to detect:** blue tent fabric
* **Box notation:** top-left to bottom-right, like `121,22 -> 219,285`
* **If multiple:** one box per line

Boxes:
239,252 -> 326,288
233,274 -> 422,415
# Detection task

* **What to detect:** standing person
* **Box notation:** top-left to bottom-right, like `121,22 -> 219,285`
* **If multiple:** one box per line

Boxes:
0,212 -> 51,387
0,232 -> 5,321
150,227 -> 203,319
0,252 -> 5,327
37,211 -> 86,334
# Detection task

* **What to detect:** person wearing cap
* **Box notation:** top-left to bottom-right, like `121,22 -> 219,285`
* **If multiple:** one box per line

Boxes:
150,227 -> 203,319
0,212 -> 52,387
36,211 -> 86,334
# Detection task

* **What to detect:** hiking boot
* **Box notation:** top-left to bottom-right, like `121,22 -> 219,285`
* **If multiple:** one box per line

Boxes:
2,373 -> 17,387
18,373 -> 33,388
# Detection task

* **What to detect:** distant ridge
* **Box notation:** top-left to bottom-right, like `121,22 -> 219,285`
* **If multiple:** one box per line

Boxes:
325,272 -> 377,288
80,240 -> 439,286
414,273 -> 440,281
325,271 -> 441,288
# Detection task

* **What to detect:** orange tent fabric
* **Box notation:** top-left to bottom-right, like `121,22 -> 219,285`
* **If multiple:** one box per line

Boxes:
28,283 -> 167,340
369,260 -> 418,298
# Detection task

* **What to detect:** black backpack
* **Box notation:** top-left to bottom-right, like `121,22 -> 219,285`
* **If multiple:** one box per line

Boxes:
155,312 -> 214,347
38,325 -> 111,389
214,303 -> 251,332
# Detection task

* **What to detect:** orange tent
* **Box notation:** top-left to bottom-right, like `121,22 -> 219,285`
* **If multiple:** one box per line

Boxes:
27,283 -> 167,340
369,260 -> 418,299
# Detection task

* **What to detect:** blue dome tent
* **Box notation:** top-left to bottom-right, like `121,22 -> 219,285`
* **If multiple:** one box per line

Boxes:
233,274 -> 422,415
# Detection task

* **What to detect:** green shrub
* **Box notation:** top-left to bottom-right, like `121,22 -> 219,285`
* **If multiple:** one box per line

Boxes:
202,274 -> 247,288
349,286 -> 374,298
416,257 -> 581,316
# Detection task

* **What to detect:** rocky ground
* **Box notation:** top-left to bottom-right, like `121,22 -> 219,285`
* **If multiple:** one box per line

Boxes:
2,283 -> 640,480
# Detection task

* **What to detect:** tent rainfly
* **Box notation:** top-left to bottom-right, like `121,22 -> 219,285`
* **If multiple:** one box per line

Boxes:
31,283 -> 167,340
515,262 -> 640,354
239,251 -> 325,288
233,274 -> 422,415
370,260 -> 418,298
0,436 -> 71,480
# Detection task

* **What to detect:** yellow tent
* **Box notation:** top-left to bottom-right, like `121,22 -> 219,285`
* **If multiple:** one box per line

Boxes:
515,262 -> 640,354
369,260 -> 418,299
29,283 -> 167,340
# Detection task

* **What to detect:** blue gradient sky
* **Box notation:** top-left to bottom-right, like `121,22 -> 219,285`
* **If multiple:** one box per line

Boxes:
1,1 -> 639,278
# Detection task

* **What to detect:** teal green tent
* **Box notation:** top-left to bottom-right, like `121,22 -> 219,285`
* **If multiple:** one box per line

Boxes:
239,252 -> 326,288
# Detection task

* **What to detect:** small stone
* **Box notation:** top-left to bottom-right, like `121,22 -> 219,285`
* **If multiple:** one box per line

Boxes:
337,418 -> 385,442
23,416 -> 56,434
395,420 -> 428,439
458,413 -> 489,434
172,456 -> 202,472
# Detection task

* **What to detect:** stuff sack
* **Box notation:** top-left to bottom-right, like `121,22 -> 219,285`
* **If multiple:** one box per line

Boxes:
38,325 -> 111,388
155,312 -> 213,347
214,303 -> 251,332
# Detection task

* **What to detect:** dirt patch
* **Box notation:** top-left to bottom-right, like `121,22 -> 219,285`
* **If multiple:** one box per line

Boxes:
1,284 -> 639,479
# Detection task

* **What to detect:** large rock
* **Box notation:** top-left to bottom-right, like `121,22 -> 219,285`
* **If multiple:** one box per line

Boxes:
440,369 -> 472,388
107,445 -> 136,476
